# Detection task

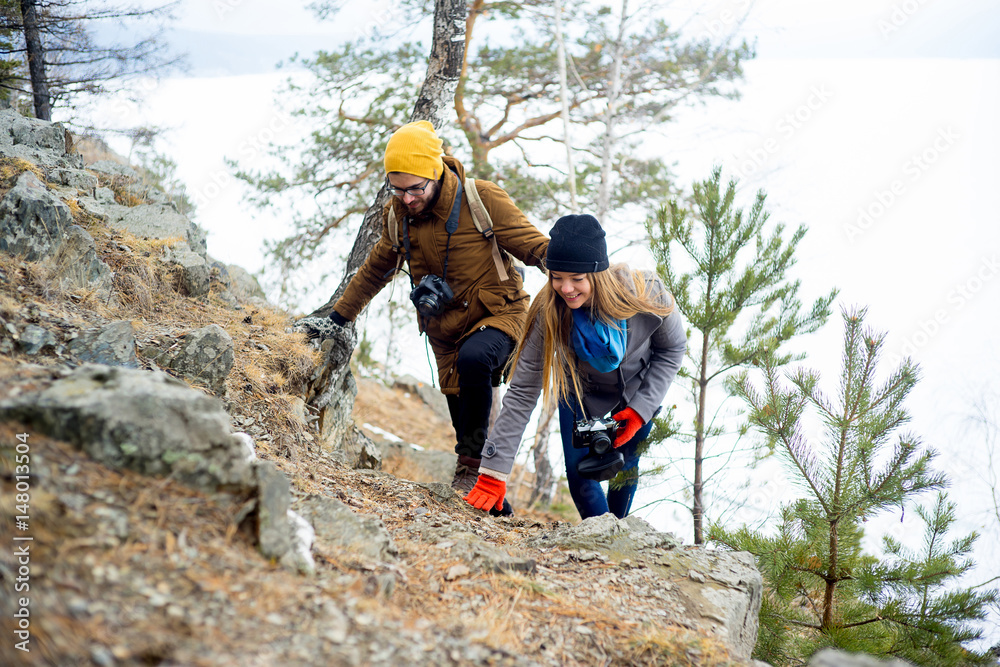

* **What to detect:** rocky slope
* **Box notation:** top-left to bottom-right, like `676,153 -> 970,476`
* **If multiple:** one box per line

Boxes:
0,108 -> 777,666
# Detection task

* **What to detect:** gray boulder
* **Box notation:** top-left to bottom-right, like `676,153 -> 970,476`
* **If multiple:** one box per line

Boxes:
381,442 -> 456,484
660,547 -> 763,661
527,513 -> 682,554
0,110 -> 81,168
108,203 -> 208,258
0,364 -> 255,492
163,241 -> 211,297
404,520 -> 536,575
68,320 -> 139,368
9,112 -> 66,151
225,263 -> 267,303
528,515 -> 761,661
18,324 -> 57,355
255,460 -> 293,560
393,374 -> 451,422
87,160 -> 139,180
295,493 -> 398,562
142,324 -> 234,394
0,171 -> 74,261
49,224 -> 114,300
49,167 -> 99,193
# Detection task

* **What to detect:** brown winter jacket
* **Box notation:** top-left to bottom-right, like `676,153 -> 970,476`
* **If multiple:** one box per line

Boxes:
333,156 -> 549,394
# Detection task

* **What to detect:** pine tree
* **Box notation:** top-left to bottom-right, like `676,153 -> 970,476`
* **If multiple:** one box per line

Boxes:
709,308 -> 998,666
646,166 -> 837,544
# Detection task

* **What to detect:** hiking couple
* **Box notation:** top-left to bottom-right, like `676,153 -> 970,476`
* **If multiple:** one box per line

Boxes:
301,121 -> 685,520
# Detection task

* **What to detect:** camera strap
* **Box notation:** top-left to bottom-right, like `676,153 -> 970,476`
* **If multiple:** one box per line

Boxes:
441,175 -> 463,282
396,173 -> 464,288
571,363 -> 628,421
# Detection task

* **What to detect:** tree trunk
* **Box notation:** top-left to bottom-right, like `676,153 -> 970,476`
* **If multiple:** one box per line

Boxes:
596,0 -> 628,220
693,333 -> 709,544
528,404 -> 557,507
823,517 -> 839,629
20,0 -> 51,121
304,0 -> 467,461
553,0 -> 577,213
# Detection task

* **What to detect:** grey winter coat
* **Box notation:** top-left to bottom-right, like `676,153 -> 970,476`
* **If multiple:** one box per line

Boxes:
479,272 -> 686,479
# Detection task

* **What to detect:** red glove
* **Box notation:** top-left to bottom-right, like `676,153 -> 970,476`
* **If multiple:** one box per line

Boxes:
464,474 -> 506,512
612,407 -> 643,448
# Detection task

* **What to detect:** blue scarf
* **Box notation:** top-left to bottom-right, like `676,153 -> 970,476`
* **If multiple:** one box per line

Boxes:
571,309 -> 627,372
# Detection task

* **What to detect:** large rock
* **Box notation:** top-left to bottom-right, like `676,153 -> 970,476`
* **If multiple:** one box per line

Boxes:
393,374 -> 451,422
0,171 -> 74,261
527,513 -> 682,554
0,364 -> 255,492
255,460 -> 293,560
659,547 -> 763,661
108,203 -> 208,258
225,263 -> 267,302
380,441 -> 456,484
68,320 -> 139,368
295,494 -> 398,562
49,224 -> 114,299
49,167 -> 99,193
403,519 -> 536,575
163,241 -> 211,297
528,515 -> 761,661
309,327 -> 382,470
141,324 -> 235,395
0,109 -> 82,169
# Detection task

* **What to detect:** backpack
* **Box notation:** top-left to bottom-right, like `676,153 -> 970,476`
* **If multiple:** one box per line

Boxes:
387,177 -> 511,282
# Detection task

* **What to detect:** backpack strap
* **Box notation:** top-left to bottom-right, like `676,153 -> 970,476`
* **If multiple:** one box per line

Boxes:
464,177 -> 510,282
387,205 -> 405,278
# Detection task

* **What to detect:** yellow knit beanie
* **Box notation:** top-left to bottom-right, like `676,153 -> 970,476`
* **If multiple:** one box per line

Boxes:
384,121 -> 444,181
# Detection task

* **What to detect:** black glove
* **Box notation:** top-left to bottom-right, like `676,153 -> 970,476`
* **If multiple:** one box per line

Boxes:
329,310 -> 349,327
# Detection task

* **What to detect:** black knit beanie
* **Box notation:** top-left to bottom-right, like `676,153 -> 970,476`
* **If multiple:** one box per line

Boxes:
546,214 -> 609,273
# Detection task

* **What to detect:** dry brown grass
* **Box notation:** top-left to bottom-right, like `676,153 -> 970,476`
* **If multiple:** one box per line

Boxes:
0,210 -> 319,464
96,172 -> 147,207
0,156 -> 45,194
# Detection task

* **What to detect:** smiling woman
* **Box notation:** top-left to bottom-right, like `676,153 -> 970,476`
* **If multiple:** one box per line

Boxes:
464,214 -> 687,521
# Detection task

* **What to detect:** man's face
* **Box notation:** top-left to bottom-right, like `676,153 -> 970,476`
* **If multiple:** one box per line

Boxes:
387,172 -> 439,216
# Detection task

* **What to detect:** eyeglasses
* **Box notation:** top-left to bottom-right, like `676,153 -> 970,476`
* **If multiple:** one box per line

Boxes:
386,177 -> 431,197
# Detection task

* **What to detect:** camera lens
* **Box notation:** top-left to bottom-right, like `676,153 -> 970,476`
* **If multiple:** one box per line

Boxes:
417,296 -> 439,316
590,432 -> 612,454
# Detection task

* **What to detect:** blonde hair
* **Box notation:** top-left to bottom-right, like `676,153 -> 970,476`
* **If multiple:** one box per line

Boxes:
510,264 -> 674,411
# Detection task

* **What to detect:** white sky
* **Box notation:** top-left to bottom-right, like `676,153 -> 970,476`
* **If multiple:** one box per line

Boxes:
80,0 -> 1000,646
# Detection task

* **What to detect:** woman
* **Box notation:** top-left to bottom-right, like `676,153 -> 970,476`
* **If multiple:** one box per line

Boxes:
464,214 -> 686,519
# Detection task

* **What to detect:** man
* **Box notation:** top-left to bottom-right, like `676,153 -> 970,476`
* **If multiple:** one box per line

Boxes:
307,121 -> 548,508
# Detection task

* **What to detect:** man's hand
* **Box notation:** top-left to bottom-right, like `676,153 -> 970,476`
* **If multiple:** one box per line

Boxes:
294,315 -> 349,341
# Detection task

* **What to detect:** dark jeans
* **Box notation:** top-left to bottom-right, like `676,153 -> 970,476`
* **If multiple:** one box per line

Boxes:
446,327 -> 514,459
559,402 -> 653,520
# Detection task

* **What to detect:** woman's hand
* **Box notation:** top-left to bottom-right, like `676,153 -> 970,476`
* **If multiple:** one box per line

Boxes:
612,407 -> 643,447
464,474 -> 506,512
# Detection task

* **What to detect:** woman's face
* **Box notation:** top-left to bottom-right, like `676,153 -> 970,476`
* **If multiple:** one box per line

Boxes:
550,271 -> 593,309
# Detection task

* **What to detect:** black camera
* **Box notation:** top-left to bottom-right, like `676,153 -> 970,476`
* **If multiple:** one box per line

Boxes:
410,274 -> 453,317
573,416 -> 625,481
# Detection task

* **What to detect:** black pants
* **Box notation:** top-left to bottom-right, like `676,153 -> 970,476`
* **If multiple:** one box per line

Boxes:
446,327 -> 514,459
